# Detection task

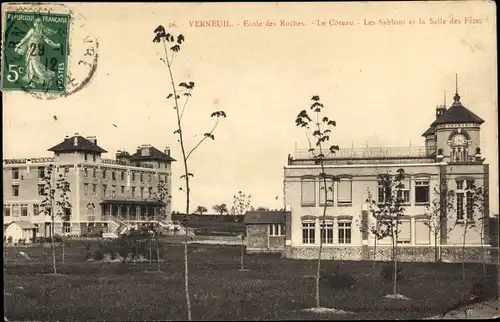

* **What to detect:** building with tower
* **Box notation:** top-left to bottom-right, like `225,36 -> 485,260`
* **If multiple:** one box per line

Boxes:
275,78 -> 492,262
3,133 -> 182,239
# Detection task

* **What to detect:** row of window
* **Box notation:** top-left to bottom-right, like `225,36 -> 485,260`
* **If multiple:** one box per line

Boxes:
302,221 -> 353,244
301,178 -> 353,206
11,167 -> 166,182
4,205 -> 70,218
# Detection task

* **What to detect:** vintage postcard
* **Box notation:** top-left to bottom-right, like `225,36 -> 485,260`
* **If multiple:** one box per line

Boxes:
2,1 -> 498,321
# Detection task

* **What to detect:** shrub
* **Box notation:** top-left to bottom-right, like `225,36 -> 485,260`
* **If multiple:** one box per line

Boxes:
7,236 -> 13,244
381,262 -> 403,282
322,266 -> 356,289
18,238 -> 26,245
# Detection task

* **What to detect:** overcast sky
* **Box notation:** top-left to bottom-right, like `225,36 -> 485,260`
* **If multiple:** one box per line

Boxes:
3,2 -> 498,214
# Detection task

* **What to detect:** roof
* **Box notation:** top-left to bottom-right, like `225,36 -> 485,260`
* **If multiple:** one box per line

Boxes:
6,221 -> 36,230
244,210 -> 289,224
431,94 -> 484,126
48,135 -> 107,153
421,126 -> 435,137
129,146 -> 176,162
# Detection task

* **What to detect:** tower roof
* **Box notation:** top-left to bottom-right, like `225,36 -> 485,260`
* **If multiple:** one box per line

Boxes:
48,135 -> 107,153
421,126 -> 435,137
431,75 -> 484,126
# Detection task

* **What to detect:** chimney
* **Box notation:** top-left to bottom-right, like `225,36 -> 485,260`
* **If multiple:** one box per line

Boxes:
164,146 -> 170,155
86,136 -> 97,145
64,135 -> 70,140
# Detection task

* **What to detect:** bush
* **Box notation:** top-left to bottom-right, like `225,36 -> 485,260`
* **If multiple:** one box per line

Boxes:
18,238 -> 26,245
7,236 -> 13,244
381,262 -> 403,282
322,266 -> 356,289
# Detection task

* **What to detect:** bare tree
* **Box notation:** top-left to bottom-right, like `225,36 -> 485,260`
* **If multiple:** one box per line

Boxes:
233,191 -> 252,271
366,169 -> 407,298
153,26 -> 227,321
295,95 -> 339,309
40,164 -> 72,275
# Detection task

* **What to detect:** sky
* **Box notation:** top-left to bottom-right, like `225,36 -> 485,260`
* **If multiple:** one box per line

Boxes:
2,2 -> 498,214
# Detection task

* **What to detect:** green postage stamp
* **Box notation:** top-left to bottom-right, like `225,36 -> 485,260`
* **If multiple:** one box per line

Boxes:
2,11 -> 70,94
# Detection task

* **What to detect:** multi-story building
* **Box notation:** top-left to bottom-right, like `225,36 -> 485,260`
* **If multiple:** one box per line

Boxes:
282,88 -> 492,262
3,133 -> 175,238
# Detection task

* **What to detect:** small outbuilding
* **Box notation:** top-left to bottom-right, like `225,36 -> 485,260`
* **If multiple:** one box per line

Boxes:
244,210 -> 289,254
4,221 -> 37,244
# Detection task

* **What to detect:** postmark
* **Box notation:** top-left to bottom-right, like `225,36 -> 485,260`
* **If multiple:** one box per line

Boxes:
1,3 -> 99,100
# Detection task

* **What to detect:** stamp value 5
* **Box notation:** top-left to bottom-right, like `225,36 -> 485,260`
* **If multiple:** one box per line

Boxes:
2,12 -> 70,94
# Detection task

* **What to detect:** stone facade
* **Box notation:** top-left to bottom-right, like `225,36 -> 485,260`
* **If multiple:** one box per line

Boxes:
246,223 -> 285,253
286,245 -> 492,262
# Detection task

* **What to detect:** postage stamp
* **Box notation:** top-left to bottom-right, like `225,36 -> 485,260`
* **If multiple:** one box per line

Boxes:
2,11 -> 71,94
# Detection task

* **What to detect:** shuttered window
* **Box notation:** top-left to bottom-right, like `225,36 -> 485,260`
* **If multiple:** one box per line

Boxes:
301,178 -> 316,206
337,179 -> 352,204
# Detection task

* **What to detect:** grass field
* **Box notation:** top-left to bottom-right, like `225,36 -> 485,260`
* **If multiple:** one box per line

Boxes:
4,241 -> 499,321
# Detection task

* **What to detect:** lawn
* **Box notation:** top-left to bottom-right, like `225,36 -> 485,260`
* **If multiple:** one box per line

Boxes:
4,241 -> 499,321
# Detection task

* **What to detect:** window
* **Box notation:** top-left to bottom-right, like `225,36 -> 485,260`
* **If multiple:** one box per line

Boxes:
319,178 -> 334,206
103,184 -> 107,197
84,168 -> 88,177
140,187 -> 144,198
102,169 -> 107,179
12,205 -> 20,217
159,174 -> 164,183
21,205 -> 28,216
34,224 -> 40,234
148,187 -> 153,198
64,167 -> 69,177
112,185 -> 116,197
415,220 -> 430,245
148,174 -> 152,182
456,179 -> 474,221
12,168 -> 19,180
4,206 -> 11,217
93,168 -> 96,178
302,221 -> 315,244
397,220 -> 411,244
112,171 -> 116,180
87,223 -> 95,233
269,224 -> 284,236
64,208 -> 72,220
140,173 -> 144,183
92,184 -> 97,196
38,184 -> 45,196
396,179 -> 410,204
338,221 -> 352,244
121,171 -> 125,180
12,185 -> 19,196
92,154 -> 96,162
131,186 -> 136,197
337,179 -> 352,205
320,221 -> 334,244
84,183 -> 89,195
378,181 -> 389,203
301,178 -> 316,206
33,204 -> 40,216
63,222 -> 71,233
415,180 -> 430,203
38,167 -> 45,179
84,153 -> 88,161
132,172 -> 136,181
121,186 -> 125,194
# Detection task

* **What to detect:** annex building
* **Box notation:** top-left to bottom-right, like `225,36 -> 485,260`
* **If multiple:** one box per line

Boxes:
280,88 -> 493,262
3,133 -> 177,239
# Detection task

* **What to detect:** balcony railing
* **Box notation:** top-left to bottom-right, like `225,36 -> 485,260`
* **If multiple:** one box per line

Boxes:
4,157 -> 55,164
294,146 -> 436,160
101,158 -> 128,166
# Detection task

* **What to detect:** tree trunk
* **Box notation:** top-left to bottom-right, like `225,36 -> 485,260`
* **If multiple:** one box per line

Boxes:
51,215 -> 57,274
315,165 -> 329,309
156,239 -> 161,272
62,237 -> 65,264
392,235 -> 397,296
149,243 -> 152,264
480,221 -> 486,275
240,234 -> 245,270
462,222 -> 468,281
372,237 -> 377,285
435,233 -> 439,263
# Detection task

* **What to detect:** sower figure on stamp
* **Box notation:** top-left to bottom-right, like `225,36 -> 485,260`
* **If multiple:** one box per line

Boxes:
14,18 -> 61,89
